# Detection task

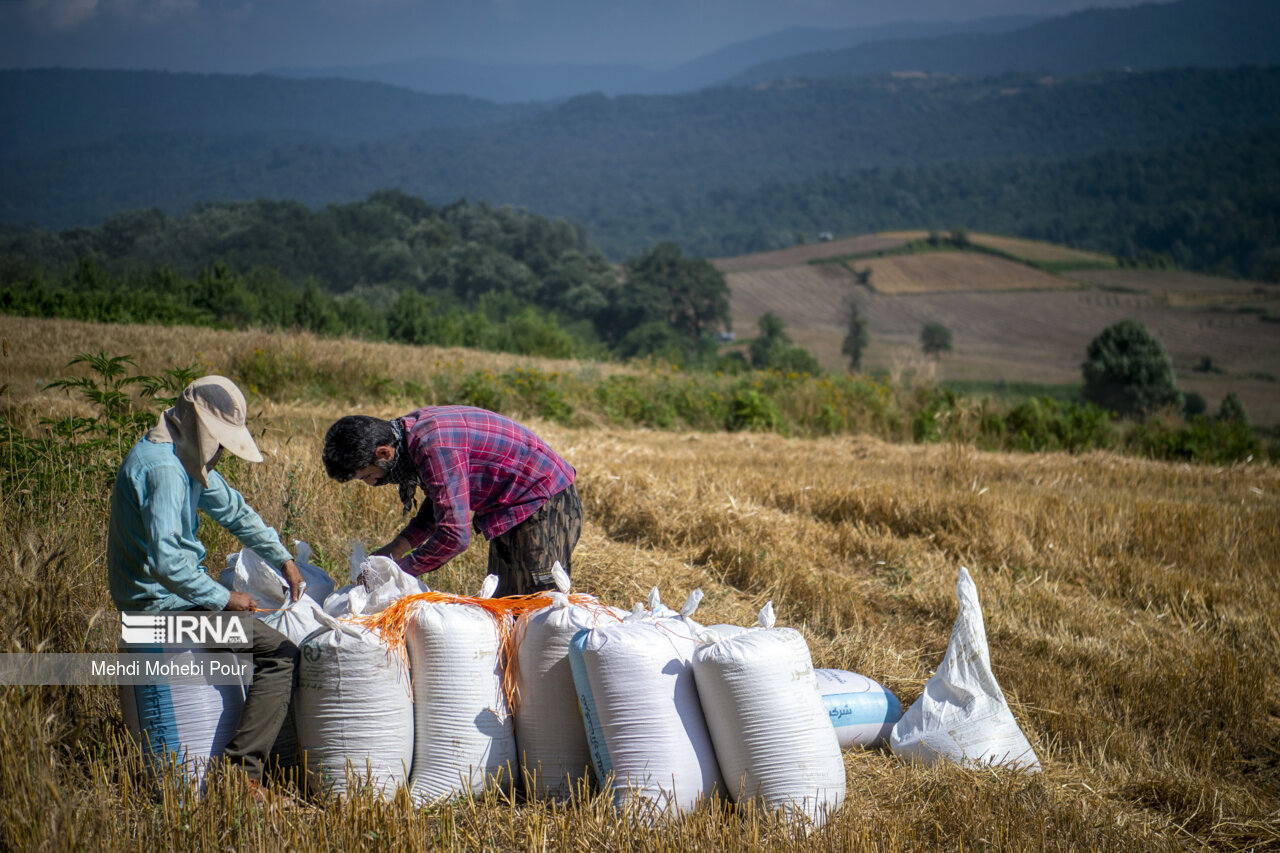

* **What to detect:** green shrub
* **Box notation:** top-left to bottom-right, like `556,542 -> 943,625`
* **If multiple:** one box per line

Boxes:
1216,391 -> 1248,425
911,386 -> 960,443
454,371 -> 509,413
499,367 -> 574,424
727,388 -> 784,433
1126,417 -> 1261,464
594,375 -> 678,428
1001,397 -> 1116,453
1183,392 -> 1208,418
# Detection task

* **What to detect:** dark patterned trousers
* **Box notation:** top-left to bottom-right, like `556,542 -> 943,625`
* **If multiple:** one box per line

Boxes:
488,483 -> 583,597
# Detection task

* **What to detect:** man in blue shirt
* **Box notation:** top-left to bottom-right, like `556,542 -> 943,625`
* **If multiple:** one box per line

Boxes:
108,376 -> 303,795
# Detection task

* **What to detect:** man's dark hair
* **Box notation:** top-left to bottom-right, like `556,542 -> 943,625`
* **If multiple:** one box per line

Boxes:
322,415 -> 397,481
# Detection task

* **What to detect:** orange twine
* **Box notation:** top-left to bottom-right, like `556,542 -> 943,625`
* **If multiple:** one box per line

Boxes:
348,590 -> 613,711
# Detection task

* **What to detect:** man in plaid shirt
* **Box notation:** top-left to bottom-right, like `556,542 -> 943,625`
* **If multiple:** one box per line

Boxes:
322,406 -> 581,596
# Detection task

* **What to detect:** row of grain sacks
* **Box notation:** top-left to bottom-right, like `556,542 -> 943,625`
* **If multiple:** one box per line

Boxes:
289,552 -> 854,825
121,543 -> 905,825
293,559 -> 619,803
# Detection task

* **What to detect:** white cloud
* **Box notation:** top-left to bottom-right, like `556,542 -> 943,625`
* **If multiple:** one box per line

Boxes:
129,0 -> 199,23
23,0 -> 198,29
24,0 -> 100,29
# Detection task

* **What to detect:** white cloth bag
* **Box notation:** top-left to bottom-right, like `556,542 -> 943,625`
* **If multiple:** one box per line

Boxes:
220,540 -> 335,612
405,585 -> 517,805
323,544 -> 427,618
569,590 -> 723,817
513,564 -> 619,800
692,604 -> 845,826
890,567 -> 1040,771
294,608 -> 414,797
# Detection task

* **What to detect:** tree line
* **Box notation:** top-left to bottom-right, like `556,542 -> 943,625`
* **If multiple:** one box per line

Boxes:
0,194 -> 733,363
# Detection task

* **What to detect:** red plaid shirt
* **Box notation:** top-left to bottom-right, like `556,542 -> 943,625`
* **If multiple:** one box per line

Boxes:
395,406 -> 576,576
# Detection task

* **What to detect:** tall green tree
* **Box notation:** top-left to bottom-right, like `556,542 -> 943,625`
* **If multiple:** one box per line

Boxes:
1216,391 -> 1248,425
920,322 -> 952,358
1081,319 -> 1182,418
616,242 -> 729,346
841,300 -> 869,370
749,312 -> 820,373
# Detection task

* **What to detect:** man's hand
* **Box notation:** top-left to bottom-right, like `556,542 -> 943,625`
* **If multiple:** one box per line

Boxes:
224,591 -> 257,611
280,559 -> 304,603
372,536 -> 412,563
367,537 -> 413,588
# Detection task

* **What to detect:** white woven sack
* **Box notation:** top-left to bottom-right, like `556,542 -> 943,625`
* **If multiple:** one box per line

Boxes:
513,564 -> 619,799
119,651 -> 248,787
814,669 -> 903,750
890,567 -> 1040,771
405,589 -> 516,804
221,544 -> 332,772
220,540 -> 335,608
257,594 -> 326,646
255,594 -> 326,771
702,624 -> 746,640
569,605 -> 723,817
294,608 -> 413,797
692,604 -> 845,826
321,543 -> 365,616
323,546 -> 427,617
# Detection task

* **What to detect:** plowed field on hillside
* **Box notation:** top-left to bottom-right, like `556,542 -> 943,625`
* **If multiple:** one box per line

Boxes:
881,231 -> 1113,264
721,246 -> 1280,423
712,233 -> 911,272
857,252 -> 1077,294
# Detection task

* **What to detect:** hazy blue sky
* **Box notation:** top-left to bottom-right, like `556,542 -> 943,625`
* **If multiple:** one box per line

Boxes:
0,0 -> 1169,72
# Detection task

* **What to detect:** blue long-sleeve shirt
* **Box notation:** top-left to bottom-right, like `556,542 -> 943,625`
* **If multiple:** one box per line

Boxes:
107,437 -> 292,612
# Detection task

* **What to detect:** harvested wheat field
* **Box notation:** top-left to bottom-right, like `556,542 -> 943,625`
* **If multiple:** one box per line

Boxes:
1,317 -> 1278,851
723,262 -> 859,359
1068,268 -> 1280,304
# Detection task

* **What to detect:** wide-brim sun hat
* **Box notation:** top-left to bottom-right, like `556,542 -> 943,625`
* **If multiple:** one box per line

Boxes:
183,375 -> 263,463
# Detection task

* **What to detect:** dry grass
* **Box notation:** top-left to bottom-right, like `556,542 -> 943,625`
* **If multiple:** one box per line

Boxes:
2,318 -> 1279,851
0,315 -> 628,411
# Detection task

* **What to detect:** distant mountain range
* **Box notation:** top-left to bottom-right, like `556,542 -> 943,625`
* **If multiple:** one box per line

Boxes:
731,0 -> 1280,85
0,69 -> 544,156
1,0 -> 1278,275
264,15 -> 1040,102
260,0 -> 1280,103
4,65 -> 1278,245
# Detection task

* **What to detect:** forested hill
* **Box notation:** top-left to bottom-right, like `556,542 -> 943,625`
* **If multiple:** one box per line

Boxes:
0,194 -> 731,365
6,126 -> 1276,282
3,65 -> 1279,239
731,0 -> 1280,85
0,69 -> 544,155
598,128 -> 1280,281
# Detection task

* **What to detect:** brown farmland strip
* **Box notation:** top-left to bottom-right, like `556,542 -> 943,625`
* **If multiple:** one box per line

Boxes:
858,252 -> 1078,294
712,234 -> 912,273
